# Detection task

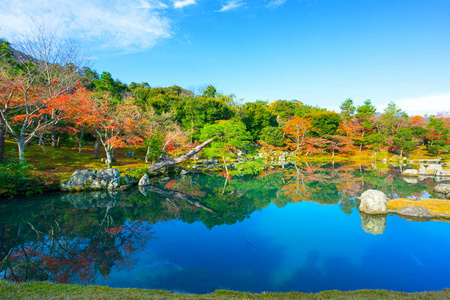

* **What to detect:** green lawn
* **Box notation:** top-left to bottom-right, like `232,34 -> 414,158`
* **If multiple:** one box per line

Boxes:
1,281 -> 449,300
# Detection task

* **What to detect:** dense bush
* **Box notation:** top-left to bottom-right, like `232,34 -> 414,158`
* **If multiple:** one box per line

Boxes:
0,157 -> 36,196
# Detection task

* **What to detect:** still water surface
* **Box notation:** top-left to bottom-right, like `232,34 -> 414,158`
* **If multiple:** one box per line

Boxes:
1,163 -> 450,293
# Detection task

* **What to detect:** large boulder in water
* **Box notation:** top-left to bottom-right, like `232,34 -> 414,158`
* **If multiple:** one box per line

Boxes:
434,184 -> 450,195
61,168 -> 121,191
359,189 -> 389,214
138,174 -> 151,186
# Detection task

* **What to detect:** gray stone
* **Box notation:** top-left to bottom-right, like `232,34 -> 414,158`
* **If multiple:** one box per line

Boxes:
418,164 -> 430,175
359,189 -> 389,214
91,168 -> 121,190
396,206 -> 433,218
402,169 -> 418,176
427,164 -> 443,171
61,168 -> 121,191
138,174 -> 150,186
434,170 -> 450,177
360,213 -> 386,235
61,169 -> 94,190
434,184 -> 450,194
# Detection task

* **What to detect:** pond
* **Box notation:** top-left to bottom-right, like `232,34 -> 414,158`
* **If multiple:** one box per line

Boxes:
1,162 -> 450,294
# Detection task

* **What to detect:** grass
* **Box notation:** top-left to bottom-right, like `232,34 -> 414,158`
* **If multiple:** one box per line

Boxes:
387,198 -> 450,217
1,281 -> 450,300
3,139 -> 149,183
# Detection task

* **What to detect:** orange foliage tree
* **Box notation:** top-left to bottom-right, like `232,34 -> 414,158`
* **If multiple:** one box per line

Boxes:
64,89 -> 144,167
0,30 -> 83,161
282,116 -> 311,154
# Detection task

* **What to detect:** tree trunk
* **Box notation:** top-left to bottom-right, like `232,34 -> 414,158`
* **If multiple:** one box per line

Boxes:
105,150 -> 113,168
93,136 -> 100,158
51,127 -> 57,147
0,116 -> 5,162
148,138 -> 214,172
145,145 -> 150,163
18,140 -> 25,162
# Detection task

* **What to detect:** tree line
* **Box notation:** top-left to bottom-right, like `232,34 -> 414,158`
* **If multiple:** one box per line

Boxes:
1,33 -> 449,168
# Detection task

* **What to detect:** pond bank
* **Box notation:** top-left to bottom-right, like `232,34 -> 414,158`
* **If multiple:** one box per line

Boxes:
1,281 -> 449,300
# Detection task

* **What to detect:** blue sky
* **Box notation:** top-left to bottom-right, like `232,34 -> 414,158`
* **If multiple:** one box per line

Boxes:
1,0 -> 449,115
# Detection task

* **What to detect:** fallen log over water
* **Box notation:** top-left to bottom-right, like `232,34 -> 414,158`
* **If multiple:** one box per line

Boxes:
148,138 -> 214,172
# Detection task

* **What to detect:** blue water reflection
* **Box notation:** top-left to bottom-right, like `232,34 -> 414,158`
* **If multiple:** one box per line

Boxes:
100,201 -> 450,293
1,163 -> 450,293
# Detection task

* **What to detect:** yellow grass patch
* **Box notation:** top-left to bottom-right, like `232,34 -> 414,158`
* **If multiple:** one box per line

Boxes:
387,198 -> 450,217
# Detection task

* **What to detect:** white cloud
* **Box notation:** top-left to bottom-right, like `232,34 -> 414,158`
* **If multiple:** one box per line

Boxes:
173,0 -> 196,9
378,94 -> 450,116
217,0 -> 244,12
266,0 -> 287,8
0,0 -> 171,51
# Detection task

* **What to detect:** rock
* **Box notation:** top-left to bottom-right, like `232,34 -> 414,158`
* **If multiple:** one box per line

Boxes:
61,169 -> 94,190
434,184 -> 450,194
396,206 -> 433,218
418,164 -> 430,175
125,151 -> 135,158
402,169 -> 418,176
91,168 -> 121,190
434,170 -> 450,177
138,174 -> 150,186
122,174 -> 138,185
61,168 -> 121,191
180,169 -> 188,175
360,213 -> 386,235
359,189 -> 389,214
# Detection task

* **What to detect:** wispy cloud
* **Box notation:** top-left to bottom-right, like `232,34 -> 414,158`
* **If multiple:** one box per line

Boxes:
217,0 -> 244,12
0,0 -> 171,51
378,93 -> 450,116
266,0 -> 287,8
173,0 -> 196,9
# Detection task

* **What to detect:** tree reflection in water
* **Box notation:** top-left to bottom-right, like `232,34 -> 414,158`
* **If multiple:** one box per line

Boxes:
0,192 -> 152,284
0,162 -> 446,283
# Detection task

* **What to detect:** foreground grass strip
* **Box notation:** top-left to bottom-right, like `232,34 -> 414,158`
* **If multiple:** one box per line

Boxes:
1,281 -> 450,300
387,198 -> 450,217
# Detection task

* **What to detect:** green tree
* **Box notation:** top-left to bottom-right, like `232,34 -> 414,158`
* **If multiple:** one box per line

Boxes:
379,102 -> 409,136
269,100 -> 302,123
355,99 -> 376,152
203,85 -> 217,98
393,127 -> 420,158
339,98 -> 356,121
200,120 -> 252,174
239,101 -> 277,140
425,116 -> 450,155
308,111 -> 342,137
260,126 -> 285,147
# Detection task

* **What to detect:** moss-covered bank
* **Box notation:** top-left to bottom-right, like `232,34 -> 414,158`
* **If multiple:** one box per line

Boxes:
1,281 -> 449,300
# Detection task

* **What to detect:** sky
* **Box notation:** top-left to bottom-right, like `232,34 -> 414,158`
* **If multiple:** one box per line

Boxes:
1,0 -> 449,115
